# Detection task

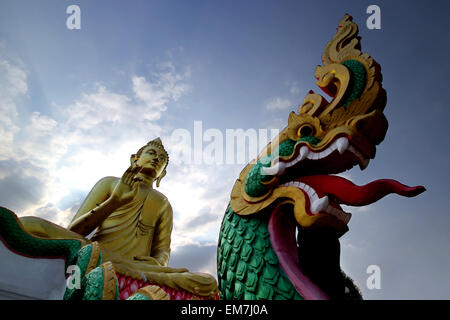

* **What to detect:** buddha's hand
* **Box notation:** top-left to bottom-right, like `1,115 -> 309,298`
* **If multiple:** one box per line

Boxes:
110,165 -> 143,207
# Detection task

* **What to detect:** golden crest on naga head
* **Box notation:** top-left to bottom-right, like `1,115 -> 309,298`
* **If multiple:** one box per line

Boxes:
285,14 -> 388,162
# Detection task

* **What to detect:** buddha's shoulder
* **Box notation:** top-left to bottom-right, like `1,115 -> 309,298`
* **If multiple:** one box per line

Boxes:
143,189 -> 171,210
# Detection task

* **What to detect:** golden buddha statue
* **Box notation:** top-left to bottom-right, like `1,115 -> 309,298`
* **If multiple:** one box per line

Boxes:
20,138 -> 218,299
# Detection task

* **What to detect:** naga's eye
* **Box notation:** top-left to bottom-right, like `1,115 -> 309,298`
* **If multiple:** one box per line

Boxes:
298,124 -> 314,138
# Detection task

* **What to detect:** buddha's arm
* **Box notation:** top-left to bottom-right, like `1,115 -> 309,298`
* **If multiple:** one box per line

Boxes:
68,177 -> 117,236
150,201 -> 173,267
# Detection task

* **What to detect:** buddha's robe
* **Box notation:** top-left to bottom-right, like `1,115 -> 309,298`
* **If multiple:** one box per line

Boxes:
89,186 -> 218,297
90,186 -> 171,265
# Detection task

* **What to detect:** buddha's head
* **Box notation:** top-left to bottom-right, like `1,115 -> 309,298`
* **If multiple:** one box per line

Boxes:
131,137 -> 169,187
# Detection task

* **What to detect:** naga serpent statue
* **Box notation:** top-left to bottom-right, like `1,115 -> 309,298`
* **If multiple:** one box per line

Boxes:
217,14 -> 425,300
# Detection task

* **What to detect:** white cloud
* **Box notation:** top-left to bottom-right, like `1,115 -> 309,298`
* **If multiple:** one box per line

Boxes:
0,58 -> 28,97
290,82 -> 300,95
0,48 -> 191,230
158,162 -> 238,250
0,54 -> 27,160
47,64 -> 189,217
66,86 -> 133,129
265,97 -> 292,110
132,61 -> 190,121
265,80 -> 305,112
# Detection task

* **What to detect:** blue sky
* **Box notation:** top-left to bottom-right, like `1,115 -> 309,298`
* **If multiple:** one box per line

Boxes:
0,0 -> 449,299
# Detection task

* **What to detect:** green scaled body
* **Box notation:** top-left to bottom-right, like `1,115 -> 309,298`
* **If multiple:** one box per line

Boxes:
82,266 -> 105,300
127,292 -> 151,300
0,207 -> 82,269
342,59 -> 366,106
217,206 -> 303,300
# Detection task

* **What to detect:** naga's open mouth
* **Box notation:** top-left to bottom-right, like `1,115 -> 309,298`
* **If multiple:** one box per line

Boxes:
259,135 -> 425,226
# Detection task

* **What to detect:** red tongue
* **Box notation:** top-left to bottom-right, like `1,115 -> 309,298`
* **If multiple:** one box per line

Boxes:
298,175 -> 426,206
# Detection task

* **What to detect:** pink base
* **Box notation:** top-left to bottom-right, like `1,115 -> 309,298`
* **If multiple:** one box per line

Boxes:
117,273 -> 219,300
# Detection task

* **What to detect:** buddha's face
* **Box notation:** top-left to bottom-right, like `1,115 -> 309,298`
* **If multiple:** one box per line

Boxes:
135,145 -> 167,178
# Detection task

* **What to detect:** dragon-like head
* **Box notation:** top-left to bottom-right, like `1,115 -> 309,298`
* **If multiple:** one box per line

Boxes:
229,15 -> 425,298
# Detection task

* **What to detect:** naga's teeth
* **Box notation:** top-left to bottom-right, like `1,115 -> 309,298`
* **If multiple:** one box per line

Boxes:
336,137 -> 349,154
342,212 -> 352,224
359,158 -> 369,170
260,162 -> 286,176
310,196 -> 329,214
260,166 -> 277,175
299,146 -> 309,161
348,145 -> 369,170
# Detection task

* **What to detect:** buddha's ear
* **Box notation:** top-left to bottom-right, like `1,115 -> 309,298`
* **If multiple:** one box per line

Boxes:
156,169 -> 166,188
